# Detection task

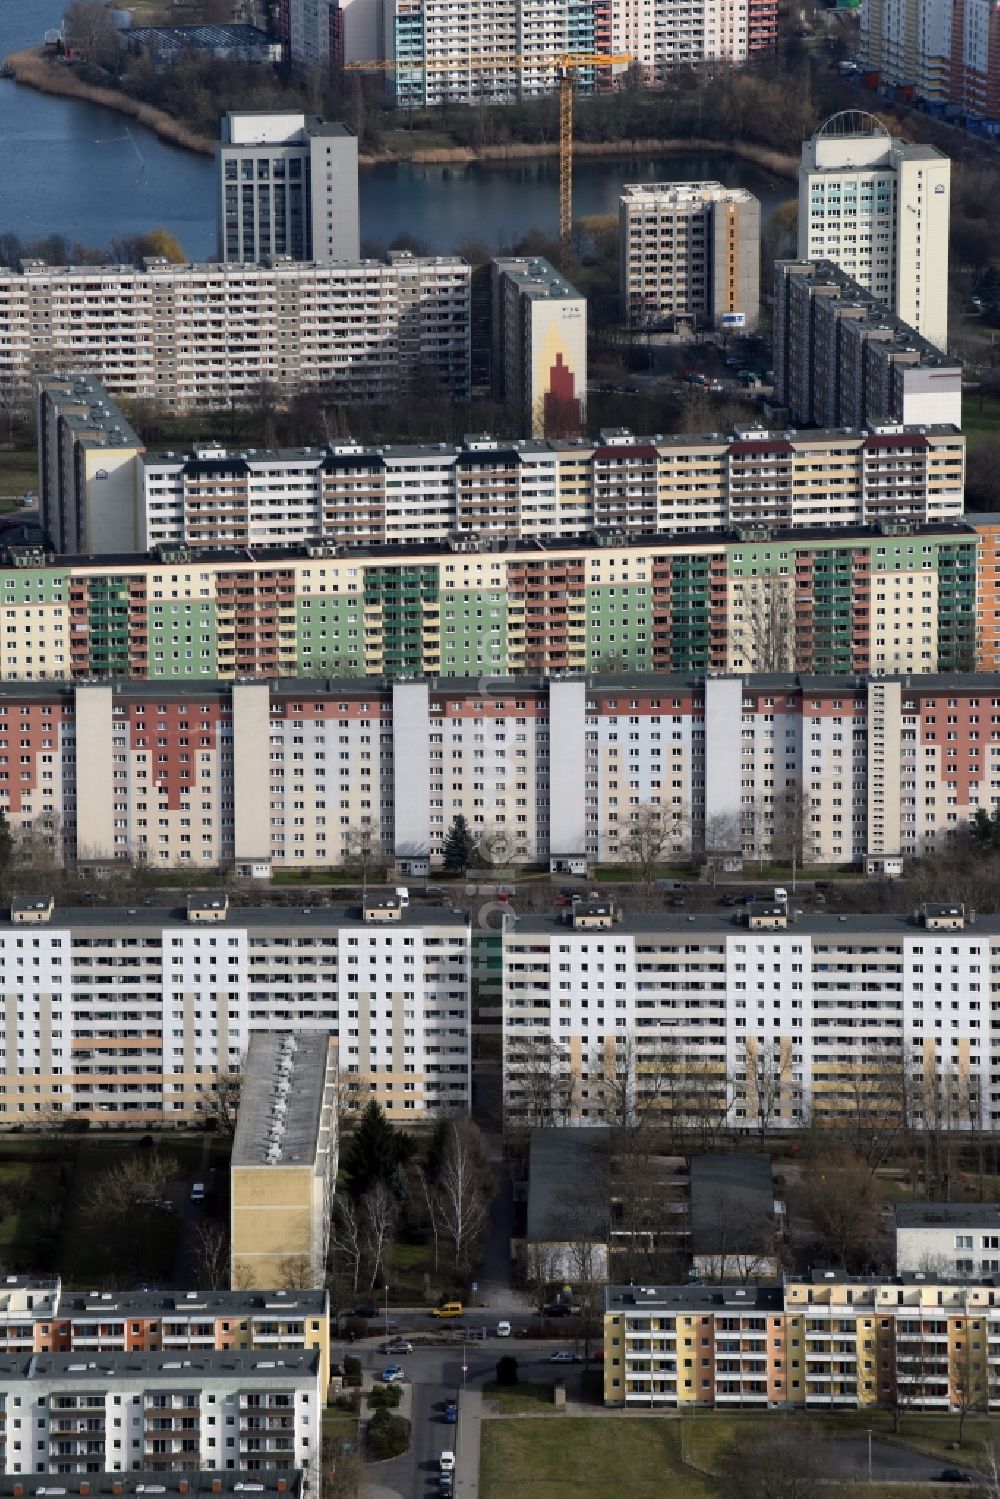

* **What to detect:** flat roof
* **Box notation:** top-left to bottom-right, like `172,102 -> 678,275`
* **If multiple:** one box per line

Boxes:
621,180 -> 759,205
232,1033 -> 334,1169
56,1287 -> 327,1317
895,1202 -> 1000,1229
1,1350 -> 319,1381
509,910 -> 1000,937
604,1283 -> 783,1314
526,1128 -> 610,1243
689,1154 -> 775,1254
0,902 -> 469,933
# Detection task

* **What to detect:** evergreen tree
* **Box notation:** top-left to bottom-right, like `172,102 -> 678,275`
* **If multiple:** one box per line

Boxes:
443,815 -> 477,872
342,1099 -> 415,1199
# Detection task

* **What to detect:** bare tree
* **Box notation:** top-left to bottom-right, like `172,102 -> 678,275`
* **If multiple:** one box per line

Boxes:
437,1119 -> 490,1270
329,1195 -> 363,1297
700,811 -> 744,884
341,821 -> 388,887
982,1441 -> 1000,1499
204,1070 -> 241,1138
191,1220 -> 230,1290
694,1191 -> 783,1283
618,802 -> 685,890
884,1318 -> 939,1433
505,1033 -> 574,1127
718,1420 -> 825,1499
951,1335 -> 986,1446
732,574 -> 797,673
523,1241 -> 561,1320
770,783 -> 819,880
280,1254 -> 317,1290
746,1037 -> 792,1143
554,1182 -> 609,1358
84,1154 -> 180,1226
799,1152 -> 889,1272
416,1164 -> 443,1274
361,1181 -> 397,1292
838,1038 -> 909,1172
63,0 -> 120,65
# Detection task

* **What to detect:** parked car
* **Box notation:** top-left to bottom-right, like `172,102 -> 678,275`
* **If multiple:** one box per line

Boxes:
718,893 -> 738,906
543,1303 -> 573,1318
438,1475 -> 454,1497
496,1320 -> 511,1337
190,1182 -> 205,1202
351,1303 -> 377,1320
548,1350 -> 583,1363
382,1339 -> 413,1355
443,1400 -> 458,1424
381,1364 -> 405,1383
936,1472 -> 973,1484
432,1301 -> 464,1319
440,1451 -> 456,1473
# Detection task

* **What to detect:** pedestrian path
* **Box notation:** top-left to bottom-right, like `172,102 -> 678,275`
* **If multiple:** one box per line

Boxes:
456,1388 -> 483,1498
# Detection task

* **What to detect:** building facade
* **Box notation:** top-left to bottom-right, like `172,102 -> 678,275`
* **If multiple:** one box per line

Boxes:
1,256 -> 470,410
0,1350 -> 321,1476
231,1033 -> 339,1290
619,182 -> 761,331
0,513 -> 974,686
0,895 -> 470,1123
491,258 -> 587,438
217,113 -> 359,264
604,1273 -> 1000,1410
3,668 -> 1000,872
39,389 -> 967,558
798,113 -> 950,350
895,1203 -> 1000,1275
773,259 -> 962,429
504,900 -> 1000,1133
861,0 -> 1000,124
37,376 -> 144,556
0,1281 -> 331,1392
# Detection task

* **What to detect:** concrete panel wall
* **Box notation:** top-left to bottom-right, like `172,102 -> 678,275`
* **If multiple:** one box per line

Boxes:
704,676 -> 745,842
393,680 -> 431,856
548,679 -> 587,855
232,682 -> 272,862
73,685 -> 115,861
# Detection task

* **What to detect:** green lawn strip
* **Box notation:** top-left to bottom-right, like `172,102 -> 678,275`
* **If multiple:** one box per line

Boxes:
682,1409 -> 992,1474
0,448 -> 37,507
386,1238 -> 441,1303
962,393 -> 1000,454
482,1380 -> 565,1414
480,1416 -> 716,1499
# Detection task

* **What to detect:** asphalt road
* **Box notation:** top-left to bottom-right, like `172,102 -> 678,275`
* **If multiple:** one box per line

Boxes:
349,1333 -> 590,1499
823,1437 -> 980,1484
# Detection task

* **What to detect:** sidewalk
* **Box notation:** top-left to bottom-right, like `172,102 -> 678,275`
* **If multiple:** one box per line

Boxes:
456,1388 -> 483,1499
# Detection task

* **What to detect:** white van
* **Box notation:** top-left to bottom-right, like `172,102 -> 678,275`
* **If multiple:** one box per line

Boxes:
773,887 -> 788,905
395,887 -> 410,908
190,1182 -> 205,1202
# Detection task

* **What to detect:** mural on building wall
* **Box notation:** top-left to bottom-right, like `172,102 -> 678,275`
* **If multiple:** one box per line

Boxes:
533,311 -> 586,438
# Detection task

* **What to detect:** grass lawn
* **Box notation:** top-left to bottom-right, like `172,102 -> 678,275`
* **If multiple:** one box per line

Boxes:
963,392 -> 1000,453
386,1239 -> 444,1304
0,447 -> 37,507
681,1409 -> 993,1474
480,1415 -> 987,1499
482,1380 -> 565,1414
322,1410 -> 360,1449
480,1417 -> 716,1499
0,1132 -> 225,1283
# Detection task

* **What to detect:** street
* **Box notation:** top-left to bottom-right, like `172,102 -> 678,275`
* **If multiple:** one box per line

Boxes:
346,1325 -> 591,1499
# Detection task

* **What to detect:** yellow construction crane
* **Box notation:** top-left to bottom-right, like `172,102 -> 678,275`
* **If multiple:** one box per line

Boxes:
344,51 -> 631,248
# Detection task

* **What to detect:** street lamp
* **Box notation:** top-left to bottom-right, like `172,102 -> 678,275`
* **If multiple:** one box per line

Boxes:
867,1428 -> 873,1485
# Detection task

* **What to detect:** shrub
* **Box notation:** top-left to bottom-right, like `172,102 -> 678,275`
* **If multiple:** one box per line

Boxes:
369,1383 -> 402,1410
366,1409 -> 410,1461
343,1355 -> 363,1389
495,1356 -> 518,1386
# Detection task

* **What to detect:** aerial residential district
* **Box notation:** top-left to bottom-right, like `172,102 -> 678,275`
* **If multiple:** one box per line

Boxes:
6,0 -> 1000,1495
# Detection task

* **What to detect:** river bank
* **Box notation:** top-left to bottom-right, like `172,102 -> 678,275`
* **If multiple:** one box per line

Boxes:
2,47 -> 798,182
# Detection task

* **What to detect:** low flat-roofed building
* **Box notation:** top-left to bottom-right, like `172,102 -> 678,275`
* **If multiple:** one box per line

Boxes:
895,1202 -> 1000,1276
231,1034 -> 338,1291
519,1128 -> 611,1280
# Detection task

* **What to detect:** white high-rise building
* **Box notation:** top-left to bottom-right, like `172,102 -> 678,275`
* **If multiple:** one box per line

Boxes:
217,112 -> 359,263
798,111 -> 950,350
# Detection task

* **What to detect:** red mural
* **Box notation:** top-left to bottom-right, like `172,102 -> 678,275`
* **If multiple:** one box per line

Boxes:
543,352 -> 582,438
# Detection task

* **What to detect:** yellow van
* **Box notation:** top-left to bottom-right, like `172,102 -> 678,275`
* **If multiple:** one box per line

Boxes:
432,1301 -> 464,1318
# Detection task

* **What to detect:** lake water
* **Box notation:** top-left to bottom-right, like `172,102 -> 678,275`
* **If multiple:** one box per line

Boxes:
0,0 -> 791,257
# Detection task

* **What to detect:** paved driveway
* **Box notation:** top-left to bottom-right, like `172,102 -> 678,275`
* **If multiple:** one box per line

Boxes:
824,1436 -> 980,1484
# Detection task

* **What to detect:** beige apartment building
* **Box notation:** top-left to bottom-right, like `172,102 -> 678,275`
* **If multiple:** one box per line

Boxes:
231,1033 -> 339,1291
620,182 -> 761,330
2,253 -> 470,410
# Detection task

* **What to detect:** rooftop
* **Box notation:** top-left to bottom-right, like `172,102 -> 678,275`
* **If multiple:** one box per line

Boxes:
526,1128 -> 610,1243
895,1202 -> 1000,1229
780,259 -> 959,369
2,1350 -> 319,1382
621,180 -> 759,206
494,255 -> 584,302
604,1283 -> 783,1315
508,909 -> 1000,937
232,1033 -> 335,1170
689,1153 -> 775,1254
0,902 -> 469,933
38,374 -> 140,450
